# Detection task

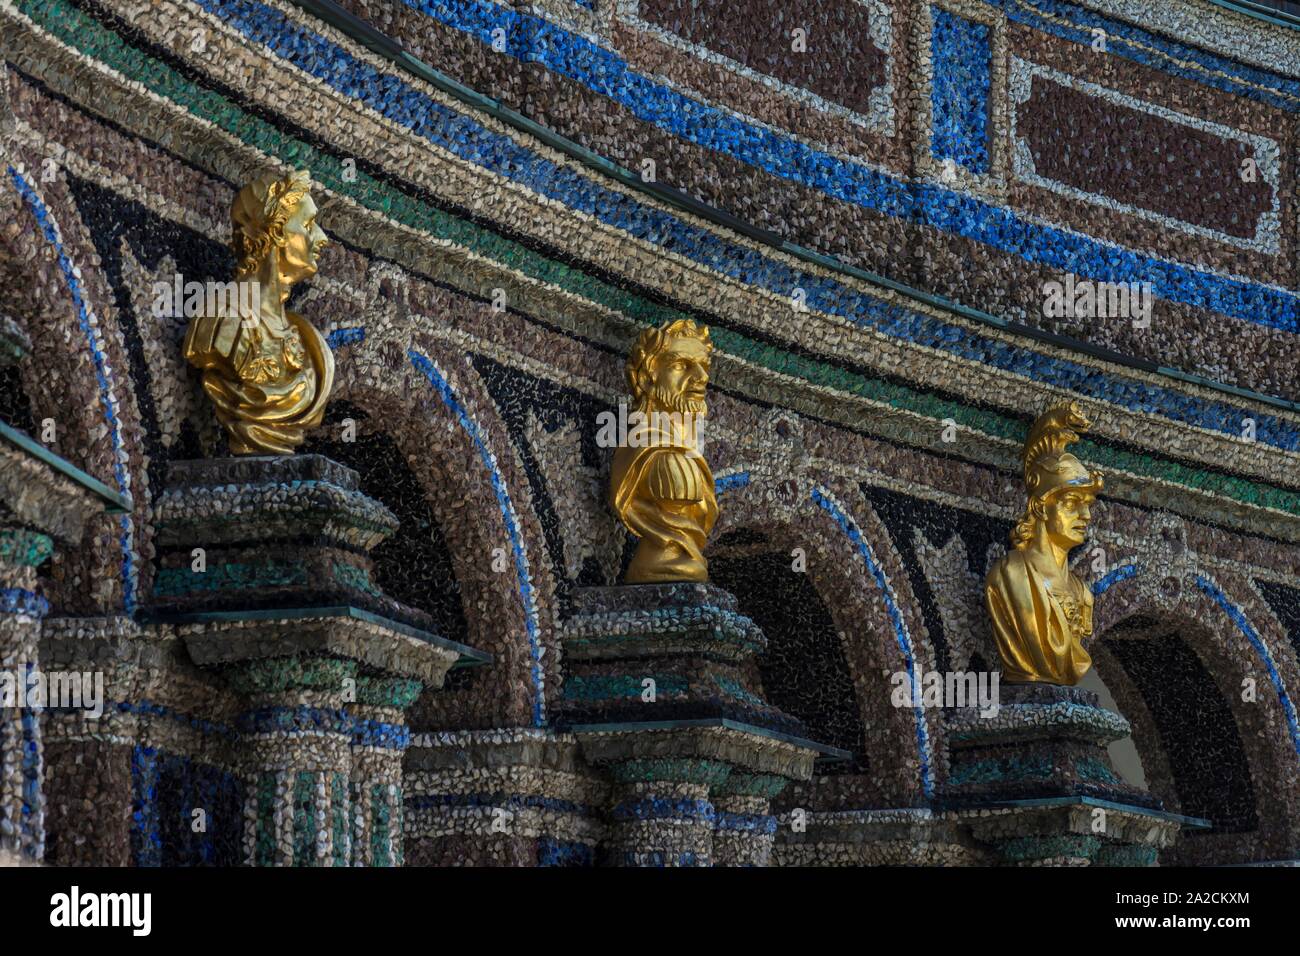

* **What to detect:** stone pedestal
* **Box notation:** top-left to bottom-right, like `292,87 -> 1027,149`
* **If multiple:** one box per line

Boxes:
402,729 -> 608,867
347,675 -> 423,867
560,583 -> 844,866
150,455 -> 489,866
153,455 -> 416,626
944,683 -> 1206,865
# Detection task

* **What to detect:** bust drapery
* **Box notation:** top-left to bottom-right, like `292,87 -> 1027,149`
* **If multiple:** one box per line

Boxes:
183,169 -> 333,455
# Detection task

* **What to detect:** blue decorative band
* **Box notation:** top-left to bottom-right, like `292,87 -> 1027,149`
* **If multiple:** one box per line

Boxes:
714,471 -> 752,495
714,810 -> 778,834
235,705 -> 353,737
7,166 -> 136,613
992,0 -> 1300,111
1092,562 -> 1140,595
1195,575 -> 1300,761
351,716 -> 411,750
611,797 -> 716,823
811,485 -> 934,798
409,349 -> 545,725
182,0 -> 1300,449
0,587 -> 50,618
326,326 -> 366,348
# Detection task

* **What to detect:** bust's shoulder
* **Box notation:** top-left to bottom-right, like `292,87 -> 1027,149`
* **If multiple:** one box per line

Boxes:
989,547 -> 1029,575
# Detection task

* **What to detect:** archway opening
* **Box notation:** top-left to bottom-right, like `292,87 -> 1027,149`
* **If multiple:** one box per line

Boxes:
709,530 -> 867,773
302,399 -> 470,650
1097,615 -> 1260,861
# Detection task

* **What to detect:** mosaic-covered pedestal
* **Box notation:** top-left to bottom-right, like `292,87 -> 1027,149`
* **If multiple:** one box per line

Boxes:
149,455 -> 488,866
153,455 -> 413,624
560,583 -> 843,866
944,683 -> 1205,865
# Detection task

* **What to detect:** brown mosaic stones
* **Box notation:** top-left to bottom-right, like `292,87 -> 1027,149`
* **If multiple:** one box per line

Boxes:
1016,76 -> 1275,241
2,0 -> 1299,869
636,0 -> 889,116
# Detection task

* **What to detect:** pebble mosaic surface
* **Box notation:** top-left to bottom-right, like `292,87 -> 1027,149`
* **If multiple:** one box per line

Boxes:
0,0 -> 1297,867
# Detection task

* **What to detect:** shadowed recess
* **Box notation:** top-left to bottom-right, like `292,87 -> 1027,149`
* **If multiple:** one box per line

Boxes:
1104,629 -> 1258,835
710,549 -> 866,771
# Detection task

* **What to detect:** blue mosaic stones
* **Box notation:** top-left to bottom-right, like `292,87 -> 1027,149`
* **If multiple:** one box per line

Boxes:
811,486 -> 934,798
992,0 -> 1300,110
0,587 -> 50,618
9,0 -> 1300,873
930,8 -> 993,174
408,349 -> 545,725
1196,575 -> 1300,759
193,0 -> 1300,344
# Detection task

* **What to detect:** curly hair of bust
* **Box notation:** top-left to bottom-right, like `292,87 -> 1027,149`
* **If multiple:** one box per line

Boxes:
625,319 -> 712,409
1011,453 -> 1072,548
230,170 -> 312,276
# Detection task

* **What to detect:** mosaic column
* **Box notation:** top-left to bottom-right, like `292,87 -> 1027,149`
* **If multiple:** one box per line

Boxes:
0,521 -> 51,862
602,758 -> 729,867
41,615 -> 152,867
153,454 -> 488,867
944,683 -> 1202,865
561,583 -> 838,867
347,676 -> 421,867
224,657 -> 356,867
710,772 -> 786,867
0,317 -> 126,863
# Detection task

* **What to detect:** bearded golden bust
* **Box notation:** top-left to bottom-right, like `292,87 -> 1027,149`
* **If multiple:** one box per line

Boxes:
183,169 -> 333,455
609,319 -> 717,583
985,402 -> 1105,685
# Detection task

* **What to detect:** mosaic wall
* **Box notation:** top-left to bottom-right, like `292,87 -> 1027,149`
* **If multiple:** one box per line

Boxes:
0,0 -> 1297,866
335,0 -> 1300,404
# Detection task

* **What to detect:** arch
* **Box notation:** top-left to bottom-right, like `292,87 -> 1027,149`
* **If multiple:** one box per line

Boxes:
1090,568 -> 1300,863
707,465 -> 942,807
709,540 -> 866,768
0,162 -> 146,615
302,398 -> 471,647
319,317 -> 560,730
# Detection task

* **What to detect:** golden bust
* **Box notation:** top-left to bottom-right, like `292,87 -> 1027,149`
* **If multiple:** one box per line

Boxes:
984,402 -> 1105,685
183,169 -> 334,455
609,319 -> 718,583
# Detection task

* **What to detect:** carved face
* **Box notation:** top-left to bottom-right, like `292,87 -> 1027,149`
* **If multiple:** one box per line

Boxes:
650,335 -> 710,415
280,193 -> 328,284
1043,489 -> 1095,550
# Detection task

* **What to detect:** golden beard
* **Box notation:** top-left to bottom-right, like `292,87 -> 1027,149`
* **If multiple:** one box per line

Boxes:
650,385 -> 707,417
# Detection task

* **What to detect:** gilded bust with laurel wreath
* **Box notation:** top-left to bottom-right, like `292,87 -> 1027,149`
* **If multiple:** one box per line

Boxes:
183,169 -> 333,455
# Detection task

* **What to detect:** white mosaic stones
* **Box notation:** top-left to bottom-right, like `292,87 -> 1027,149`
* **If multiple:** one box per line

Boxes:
775,807 -> 985,865
3,0 -> 1300,870
0,441 -> 110,546
1072,0 -> 1300,78
614,0 -> 898,137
